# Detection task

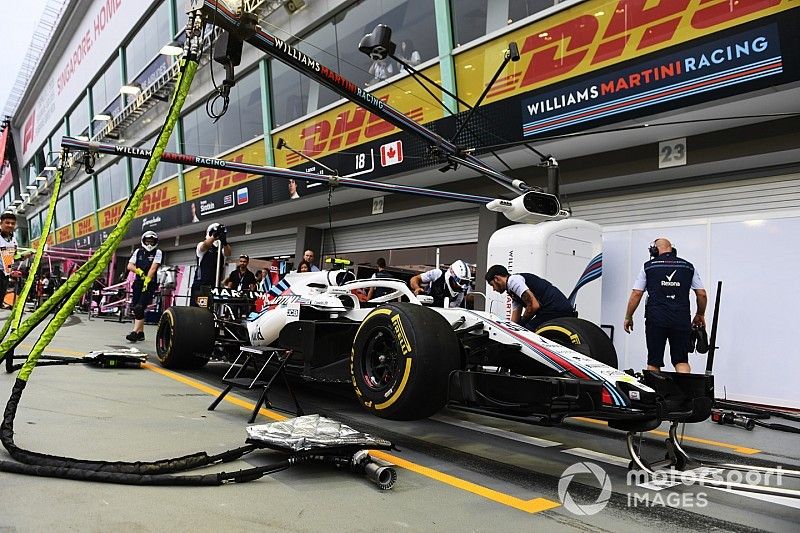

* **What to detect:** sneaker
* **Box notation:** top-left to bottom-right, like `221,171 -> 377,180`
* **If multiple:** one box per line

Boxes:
126,331 -> 139,342
137,331 -> 145,342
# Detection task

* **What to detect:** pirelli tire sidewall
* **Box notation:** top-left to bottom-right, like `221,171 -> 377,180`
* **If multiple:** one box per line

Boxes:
535,317 -> 618,368
351,303 -> 460,421
156,306 -> 214,369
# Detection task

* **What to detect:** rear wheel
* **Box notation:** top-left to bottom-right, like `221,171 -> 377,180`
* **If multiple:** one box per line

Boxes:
351,303 -> 460,420
536,317 -> 617,368
156,306 -> 214,369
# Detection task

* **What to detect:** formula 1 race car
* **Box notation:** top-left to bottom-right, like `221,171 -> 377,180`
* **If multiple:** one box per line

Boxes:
156,271 -> 711,430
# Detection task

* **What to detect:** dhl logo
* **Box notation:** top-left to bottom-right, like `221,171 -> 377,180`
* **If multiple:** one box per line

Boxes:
275,64 -> 442,167
137,180 -> 179,216
74,216 -> 97,237
286,98 -> 424,166
190,155 -> 253,197
56,226 -> 73,244
101,203 -> 124,229
458,0 -> 793,106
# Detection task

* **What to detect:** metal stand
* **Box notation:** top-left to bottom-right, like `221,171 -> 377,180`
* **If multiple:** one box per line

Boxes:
208,346 -> 303,423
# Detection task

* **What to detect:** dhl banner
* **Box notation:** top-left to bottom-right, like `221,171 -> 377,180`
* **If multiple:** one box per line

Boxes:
73,213 -> 98,238
98,199 -> 126,230
135,177 -> 180,217
454,0 -> 796,110
184,139 -> 265,201
30,238 -> 39,250
55,224 -> 73,244
272,64 -> 443,168
46,233 -> 55,246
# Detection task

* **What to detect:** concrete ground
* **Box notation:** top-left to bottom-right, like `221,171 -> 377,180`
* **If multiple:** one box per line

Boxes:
1,309 -> 798,532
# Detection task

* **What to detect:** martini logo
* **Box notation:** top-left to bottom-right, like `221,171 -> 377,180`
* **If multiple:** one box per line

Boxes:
380,140 -> 403,167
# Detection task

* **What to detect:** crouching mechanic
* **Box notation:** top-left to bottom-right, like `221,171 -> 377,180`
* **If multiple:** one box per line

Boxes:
409,259 -> 473,308
191,222 -> 232,307
485,265 -> 577,330
126,231 -> 162,342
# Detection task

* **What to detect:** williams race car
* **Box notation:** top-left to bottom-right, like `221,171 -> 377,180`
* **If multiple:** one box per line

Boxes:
156,270 -> 709,430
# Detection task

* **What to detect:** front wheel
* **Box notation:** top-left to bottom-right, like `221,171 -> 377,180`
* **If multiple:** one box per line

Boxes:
536,317 -> 618,368
351,303 -> 460,420
156,306 -> 215,369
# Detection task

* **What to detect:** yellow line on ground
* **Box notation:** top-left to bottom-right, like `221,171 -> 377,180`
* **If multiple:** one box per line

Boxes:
144,363 -> 559,514
571,417 -> 761,455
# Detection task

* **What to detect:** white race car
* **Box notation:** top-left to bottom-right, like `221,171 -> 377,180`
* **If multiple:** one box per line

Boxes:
156,271 -> 709,429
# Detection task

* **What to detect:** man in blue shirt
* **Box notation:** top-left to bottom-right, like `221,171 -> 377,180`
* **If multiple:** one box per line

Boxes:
485,264 -> 577,330
624,238 -> 707,373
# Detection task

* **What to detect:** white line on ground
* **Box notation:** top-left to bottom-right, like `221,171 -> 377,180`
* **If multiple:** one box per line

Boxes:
562,447 -> 630,467
714,487 -> 800,510
431,416 -> 561,447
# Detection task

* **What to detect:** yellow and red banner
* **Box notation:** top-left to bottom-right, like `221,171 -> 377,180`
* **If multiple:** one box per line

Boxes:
272,64 -> 443,168
98,199 -> 126,230
135,177 -> 180,217
454,0 -> 796,110
184,139 -> 265,201
73,213 -> 98,238
55,224 -> 73,244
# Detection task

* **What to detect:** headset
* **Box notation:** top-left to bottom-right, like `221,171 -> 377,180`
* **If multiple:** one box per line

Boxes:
649,240 -> 677,258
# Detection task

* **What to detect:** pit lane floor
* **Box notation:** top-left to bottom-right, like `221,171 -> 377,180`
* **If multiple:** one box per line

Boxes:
1,312 -> 798,532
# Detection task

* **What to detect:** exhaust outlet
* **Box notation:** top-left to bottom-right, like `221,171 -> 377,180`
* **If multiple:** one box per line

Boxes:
364,461 -> 397,490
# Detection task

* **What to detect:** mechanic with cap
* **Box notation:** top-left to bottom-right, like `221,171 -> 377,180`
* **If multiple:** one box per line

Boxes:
191,222 -> 232,307
125,231 -> 162,342
485,265 -> 577,330
409,259 -> 473,308
224,254 -> 257,291
624,238 -> 707,373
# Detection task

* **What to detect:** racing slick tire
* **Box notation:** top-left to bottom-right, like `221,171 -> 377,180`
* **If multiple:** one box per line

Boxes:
156,306 -> 214,369
536,317 -> 618,368
351,303 -> 460,421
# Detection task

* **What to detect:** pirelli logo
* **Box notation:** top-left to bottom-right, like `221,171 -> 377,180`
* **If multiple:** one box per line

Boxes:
391,314 -> 412,355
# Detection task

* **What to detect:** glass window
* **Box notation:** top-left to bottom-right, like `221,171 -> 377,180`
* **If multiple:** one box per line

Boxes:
48,121 -> 66,161
125,1 -> 172,80
270,0 -> 437,128
68,92 -> 90,139
451,0 -> 557,47
55,196 -> 72,228
131,132 -> 179,185
181,68 -> 263,155
96,159 -> 129,207
72,180 -> 95,219
29,213 -> 43,239
92,55 -> 122,114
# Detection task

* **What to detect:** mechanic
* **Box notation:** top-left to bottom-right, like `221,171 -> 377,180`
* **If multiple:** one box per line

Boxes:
623,238 -> 707,373
0,213 -> 27,308
366,257 -> 393,301
484,265 -> 577,330
190,222 -> 232,307
224,254 -> 256,291
409,259 -> 473,308
125,231 -> 162,342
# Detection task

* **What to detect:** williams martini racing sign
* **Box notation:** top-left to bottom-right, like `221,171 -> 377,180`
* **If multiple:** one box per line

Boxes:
521,25 -> 782,138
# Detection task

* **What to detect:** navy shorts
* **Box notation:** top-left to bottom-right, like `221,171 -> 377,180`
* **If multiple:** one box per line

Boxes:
645,321 -> 690,367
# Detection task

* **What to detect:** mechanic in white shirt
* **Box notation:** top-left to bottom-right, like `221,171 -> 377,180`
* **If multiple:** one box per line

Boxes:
409,259 -> 473,308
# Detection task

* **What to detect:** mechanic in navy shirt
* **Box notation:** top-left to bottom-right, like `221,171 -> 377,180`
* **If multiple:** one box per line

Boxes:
191,223 -> 232,307
624,238 -> 707,373
485,264 -> 577,330
125,231 -> 162,342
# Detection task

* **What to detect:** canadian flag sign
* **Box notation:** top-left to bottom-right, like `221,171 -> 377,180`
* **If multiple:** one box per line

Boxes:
380,140 -> 403,167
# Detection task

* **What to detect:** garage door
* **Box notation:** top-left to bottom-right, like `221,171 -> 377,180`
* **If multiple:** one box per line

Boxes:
570,173 -> 800,226
321,208 -> 479,254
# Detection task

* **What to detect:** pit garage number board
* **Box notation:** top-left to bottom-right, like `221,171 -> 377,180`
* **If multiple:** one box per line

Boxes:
659,138 -> 687,168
